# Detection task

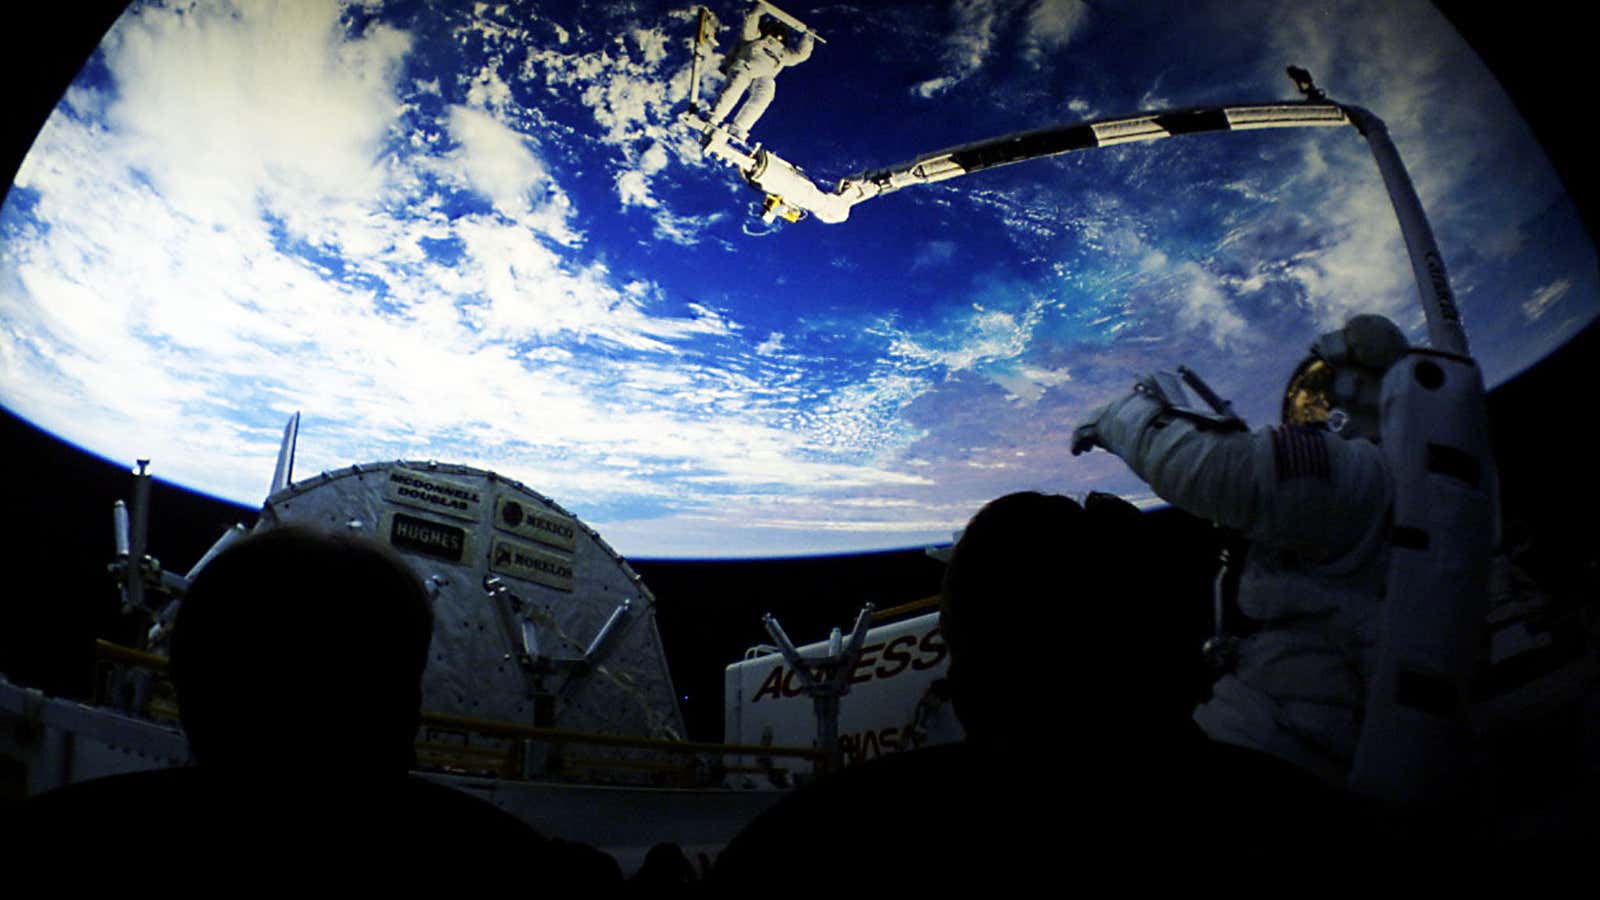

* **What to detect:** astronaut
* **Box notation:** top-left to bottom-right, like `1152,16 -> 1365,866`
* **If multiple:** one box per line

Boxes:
705,5 -> 815,142
1071,314 -> 1411,785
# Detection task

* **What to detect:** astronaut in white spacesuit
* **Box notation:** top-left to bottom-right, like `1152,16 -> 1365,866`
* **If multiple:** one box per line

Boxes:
1072,314 -> 1411,785
705,6 -> 815,142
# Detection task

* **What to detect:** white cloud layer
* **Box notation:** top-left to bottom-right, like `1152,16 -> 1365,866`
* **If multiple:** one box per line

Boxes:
1523,279 -> 1571,321
520,13 -> 713,244
911,0 -> 1090,96
1,0 -> 963,555
1,0 -> 1592,557
101,0 -> 409,226
912,0 -> 1001,98
1021,0 -> 1091,68
444,104 -> 576,242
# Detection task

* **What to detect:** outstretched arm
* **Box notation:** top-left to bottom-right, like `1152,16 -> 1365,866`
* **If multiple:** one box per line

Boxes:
740,9 -> 764,41
786,30 -> 815,65
1085,389 -> 1391,559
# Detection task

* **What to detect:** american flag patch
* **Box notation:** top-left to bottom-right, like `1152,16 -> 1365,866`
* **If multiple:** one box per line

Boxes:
1272,426 -> 1331,482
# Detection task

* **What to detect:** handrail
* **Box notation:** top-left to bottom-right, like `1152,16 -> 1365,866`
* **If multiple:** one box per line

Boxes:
95,638 -> 170,672
419,710 -> 826,762
870,594 -> 938,622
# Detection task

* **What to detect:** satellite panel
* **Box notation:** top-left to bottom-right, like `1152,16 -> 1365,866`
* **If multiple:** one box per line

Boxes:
258,461 -> 685,777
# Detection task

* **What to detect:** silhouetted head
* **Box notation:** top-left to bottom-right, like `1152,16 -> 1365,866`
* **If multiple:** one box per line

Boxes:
939,491 -> 1159,744
170,525 -> 433,776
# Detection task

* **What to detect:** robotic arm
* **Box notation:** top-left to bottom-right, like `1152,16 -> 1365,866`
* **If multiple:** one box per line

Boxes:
730,102 -> 1351,227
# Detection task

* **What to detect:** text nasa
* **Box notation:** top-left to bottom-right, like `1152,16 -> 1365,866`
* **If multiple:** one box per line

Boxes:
391,472 -> 481,513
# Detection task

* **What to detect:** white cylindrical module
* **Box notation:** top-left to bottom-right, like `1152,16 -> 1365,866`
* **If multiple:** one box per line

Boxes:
255,462 -> 687,774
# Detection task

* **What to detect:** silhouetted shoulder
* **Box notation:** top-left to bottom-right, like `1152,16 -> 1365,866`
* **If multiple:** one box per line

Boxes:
711,744 -> 1035,887
14,767 -> 620,882
1159,723 -> 1381,846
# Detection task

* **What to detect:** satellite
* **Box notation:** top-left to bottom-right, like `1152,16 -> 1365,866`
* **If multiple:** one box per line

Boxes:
0,416 -> 809,863
100,413 -> 688,782
254,427 -> 687,756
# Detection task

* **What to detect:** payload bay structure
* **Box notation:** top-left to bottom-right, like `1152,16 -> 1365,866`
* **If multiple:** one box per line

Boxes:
257,459 -> 686,752
1,419 -> 809,869
134,413 -> 690,760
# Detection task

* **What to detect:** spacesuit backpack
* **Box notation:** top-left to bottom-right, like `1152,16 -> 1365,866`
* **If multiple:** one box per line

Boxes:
1348,347 -> 1497,810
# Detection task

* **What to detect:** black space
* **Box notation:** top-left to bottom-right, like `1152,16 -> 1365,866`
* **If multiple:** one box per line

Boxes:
1,4 -> 1596,744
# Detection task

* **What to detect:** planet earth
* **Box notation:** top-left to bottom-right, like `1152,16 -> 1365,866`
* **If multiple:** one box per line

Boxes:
1,0 -> 1594,558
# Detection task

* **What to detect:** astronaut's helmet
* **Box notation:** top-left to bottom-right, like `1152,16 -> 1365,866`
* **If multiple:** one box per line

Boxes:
759,18 -> 790,40
1281,313 -> 1408,440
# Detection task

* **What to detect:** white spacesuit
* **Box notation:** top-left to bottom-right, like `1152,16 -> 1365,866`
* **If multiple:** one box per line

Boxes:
1074,315 -> 1411,784
706,8 -> 815,140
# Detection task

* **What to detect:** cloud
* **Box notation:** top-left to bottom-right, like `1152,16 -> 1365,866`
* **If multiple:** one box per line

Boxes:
911,75 -> 959,100
1523,278 -> 1572,321
616,169 -> 654,208
2,0 -> 960,557
1172,261 -> 1249,347
603,495 -> 967,558
1275,147 -> 1418,331
94,0 -> 411,227
1021,0 -> 1091,68
464,59 -> 518,118
889,300 -> 1044,373
615,141 -> 671,209
911,240 -> 957,270
523,21 -> 718,244
911,0 -> 1001,98
650,209 -> 725,247
631,27 -> 671,66
444,105 -> 576,241
801,371 -> 934,456
756,332 -> 786,355
1262,0 -> 1580,338
988,363 -> 1072,404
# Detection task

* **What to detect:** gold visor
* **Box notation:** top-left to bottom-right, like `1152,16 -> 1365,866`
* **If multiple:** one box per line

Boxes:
1281,356 -> 1334,427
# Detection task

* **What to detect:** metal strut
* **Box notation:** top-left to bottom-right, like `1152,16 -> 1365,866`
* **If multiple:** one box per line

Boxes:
761,604 -> 874,772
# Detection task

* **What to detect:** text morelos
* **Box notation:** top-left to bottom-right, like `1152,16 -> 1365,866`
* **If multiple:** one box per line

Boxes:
490,536 -> 576,592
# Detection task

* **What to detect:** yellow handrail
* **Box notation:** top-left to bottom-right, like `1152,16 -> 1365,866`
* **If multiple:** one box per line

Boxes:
95,639 -> 170,672
419,710 -> 826,762
870,594 -> 940,622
